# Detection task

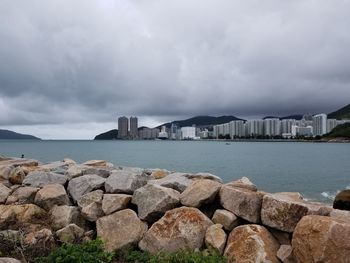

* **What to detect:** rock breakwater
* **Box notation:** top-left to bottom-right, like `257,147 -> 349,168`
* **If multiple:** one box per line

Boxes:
0,156 -> 349,262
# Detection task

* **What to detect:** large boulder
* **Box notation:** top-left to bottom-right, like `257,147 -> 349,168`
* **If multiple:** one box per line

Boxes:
34,184 -> 70,211
185,173 -> 223,183
50,205 -> 85,231
224,224 -> 280,263
6,187 -> 39,205
67,174 -> 105,202
56,224 -> 85,243
329,208 -> 350,223
179,179 -> 222,207
8,167 -> 26,185
219,184 -> 263,223
78,190 -> 104,222
23,171 -> 67,187
333,189 -> 350,211
132,184 -> 180,222
139,207 -> 213,253
65,165 -> 110,180
77,190 -> 104,208
205,224 -> 227,255
227,177 -> 257,192
0,258 -> 22,263
0,184 -> 11,204
82,160 -> 108,167
104,170 -> 150,194
148,173 -> 192,193
102,194 -> 132,215
292,215 -> 350,263
96,209 -> 147,252
277,245 -> 296,263
212,209 -> 240,231
261,193 -> 332,232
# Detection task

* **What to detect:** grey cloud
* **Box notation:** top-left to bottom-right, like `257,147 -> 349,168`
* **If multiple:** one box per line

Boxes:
0,0 -> 350,132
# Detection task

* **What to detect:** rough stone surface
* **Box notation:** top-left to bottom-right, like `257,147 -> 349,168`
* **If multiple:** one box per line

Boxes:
83,160 -> 107,167
50,205 -> 84,231
151,169 -> 169,179
24,228 -> 54,246
77,190 -> 104,208
227,176 -> 258,192
102,194 -> 132,215
269,228 -> 292,245
6,187 -> 39,205
277,245 -> 296,263
104,170 -> 150,194
0,258 -> 22,263
0,184 -> 11,204
292,215 -> 350,263
77,190 -> 104,222
65,165 -> 110,180
329,208 -> 350,223
261,193 -> 332,232
23,171 -> 67,187
205,224 -> 227,255
8,167 -> 26,185
212,209 -> 240,231
67,174 -> 105,202
180,179 -> 221,208
148,173 -> 192,193
96,209 -> 148,252
139,207 -> 213,253
185,173 -> 223,183
132,184 -> 180,222
56,224 -> 85,243
34,184 -> 70,211
333,189 -> 350,211
219,184 -> 263,223
224,224 -> 280,263
0,204 -> 47,229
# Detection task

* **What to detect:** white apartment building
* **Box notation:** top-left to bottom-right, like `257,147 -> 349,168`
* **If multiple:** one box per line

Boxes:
181,127 -> 196,139
246,120 -> 264,137
327,119 -> 338,133
292,125 -> 313,137
281,119 -> 296,134
229,121 -> 246,138
264,118 -> 281,137
312,114 -> 327,136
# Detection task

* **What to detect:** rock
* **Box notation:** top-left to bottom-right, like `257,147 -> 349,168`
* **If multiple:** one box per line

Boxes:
333,189 -> 350,211
292,215 -> 350,263
96,209 -> 147,252
261,192 -> 332,232
0,204 -> 47,229
329,208 -> 350,223
67,174 -> 105,202
23,171 -> 67,187
77,190 -> 104,208
186,173 -> 223,183
219,184 -> 263,223
34,184 -> 70,211
151,169 -> 169,179
37,161 -> 69,172
56,224 -> 85,243
50,205 -> 85,231
224,224 -> 280,263
139,207 -> 213,253
77,190 -> 104,222
24,228 -> 54,246
5,187 -> 39,205
0,158 -> 38,168
148,173 -> 192,193
180,179 -> 221,207
269,228 -> 291,245
83,160 -> 107,167
102,194 -> 132,215
8,167 -> 26,185
277,245 -> 296,263
65,165 -> 110,180
0,165 -> 13,182
227,176 -> 257,192
104,170 -> 150,194
205,224 -> 227,255
0,184 -> 11,204
212,209 -> 240,231
0,258 -> 22,263
132,184 -> 180,222
0,230 -> 21,242
63,158 -> 76,165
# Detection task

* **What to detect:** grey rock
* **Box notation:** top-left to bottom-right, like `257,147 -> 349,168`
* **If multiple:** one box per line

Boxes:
65,165 -> 110,180
212,209 -> 240,231
34,184 -> 70,211
148,173 -> 192,193
277,245 -> 296,263
185,173 -> 223,183
0,184 -> 11,204
227,177 -> 258,192
23,171 -> 67,188
6,187 -> 39,205
67,174 -> 105,202
105,170 -> 150,194
50,205 -> 85,231
132,184 -> 180,222
0,258 -> 22,263
205,224 -> 227,255
56,224 -> 85,243
102,194 -> 132,215
77,190 -> 104,209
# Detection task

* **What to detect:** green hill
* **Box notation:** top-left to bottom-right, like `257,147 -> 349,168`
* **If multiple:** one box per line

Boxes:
323,123 -> 350,138
94,129 -> 118,140
0,129 -> 40,140
328,104 -> 350,120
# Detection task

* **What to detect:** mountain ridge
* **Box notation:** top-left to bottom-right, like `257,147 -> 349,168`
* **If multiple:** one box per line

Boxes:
0,129 -> 40,140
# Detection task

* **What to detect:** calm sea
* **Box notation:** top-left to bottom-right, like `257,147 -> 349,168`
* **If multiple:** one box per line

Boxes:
1,140 -> 349,203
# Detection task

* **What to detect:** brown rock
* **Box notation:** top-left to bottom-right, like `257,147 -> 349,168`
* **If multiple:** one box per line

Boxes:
24,228 -> 54,246
180,179 -> 222,207
212,209 -> 240,231
50,205 -> 85,231
224,224 -> 280,263
205,224 -> 227,255
83,160 -> 107,167
56,224 -> 85,243
277,245 -> 296,263
333,189 -> 350,211
0,184 -> 11,204
34,184 -> 70,211
139,207 -> 213,253
151,169 -> 169,179
219,184 -> 263,223
102,194 -> 132,215
78,190 -> 104,222
292,215 -> 350,263
227,177 -> 257,192
8,167 -> 26,185
96,209 -> 147,252
6,186 -> 39,205
329,208 -> 350,223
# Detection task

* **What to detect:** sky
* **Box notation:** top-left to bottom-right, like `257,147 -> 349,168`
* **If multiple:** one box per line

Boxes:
0,0 -> 350,139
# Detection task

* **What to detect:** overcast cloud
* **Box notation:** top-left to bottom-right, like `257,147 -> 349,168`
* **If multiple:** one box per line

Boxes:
0,0 -> 350,139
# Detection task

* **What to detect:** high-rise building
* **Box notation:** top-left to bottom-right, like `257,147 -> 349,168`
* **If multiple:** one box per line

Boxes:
229,121 -> 245,138
181,127 -> 196,139
118,116 -> 129,139
281,119 -> 296,134
312,114 -> 327,136
327,119 -> 337,133
129,116 -> 138,139
264,118 -> 281,137
246,120 -> 264,137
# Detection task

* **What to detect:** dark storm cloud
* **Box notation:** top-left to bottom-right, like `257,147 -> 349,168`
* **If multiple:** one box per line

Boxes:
1,0 -> 350,129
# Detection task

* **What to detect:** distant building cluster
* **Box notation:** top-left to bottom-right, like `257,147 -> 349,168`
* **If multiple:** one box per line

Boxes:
213,114 -> 349,139
117,116 -> 139,139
